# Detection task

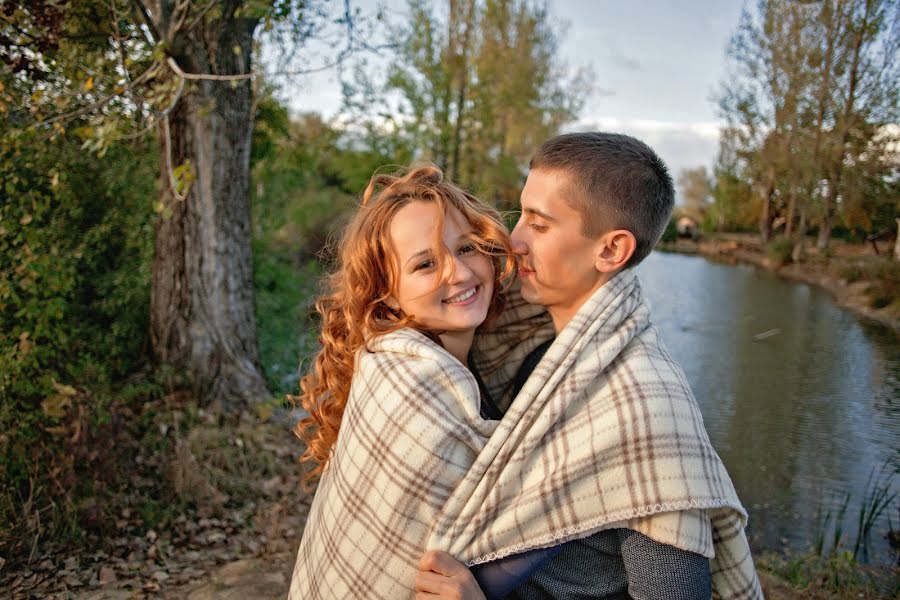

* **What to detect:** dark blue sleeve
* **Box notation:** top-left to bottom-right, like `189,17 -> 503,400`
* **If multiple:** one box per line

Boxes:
470,543 -> 568,600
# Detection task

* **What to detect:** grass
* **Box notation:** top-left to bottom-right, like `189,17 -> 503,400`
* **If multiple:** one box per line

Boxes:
833,255 -> 900,310
763,458 -> 900,599
757,551 -> 896,599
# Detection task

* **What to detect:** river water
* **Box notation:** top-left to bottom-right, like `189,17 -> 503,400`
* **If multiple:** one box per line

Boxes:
637,251 -> 899,565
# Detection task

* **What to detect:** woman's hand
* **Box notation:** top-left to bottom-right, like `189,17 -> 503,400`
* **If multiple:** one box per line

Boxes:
415,550 -> 487,600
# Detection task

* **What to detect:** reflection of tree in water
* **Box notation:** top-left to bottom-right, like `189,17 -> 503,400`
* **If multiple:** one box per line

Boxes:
639,253 -> 899,564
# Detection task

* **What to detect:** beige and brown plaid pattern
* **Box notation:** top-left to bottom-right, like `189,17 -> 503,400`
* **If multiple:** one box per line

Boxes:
289,270 -> 762,600
288,328 -> 500,599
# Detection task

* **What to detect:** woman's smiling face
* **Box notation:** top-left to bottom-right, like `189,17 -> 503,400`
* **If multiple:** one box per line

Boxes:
388,200 -> 494,336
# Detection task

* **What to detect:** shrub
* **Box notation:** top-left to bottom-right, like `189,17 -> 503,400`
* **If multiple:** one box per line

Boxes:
834,257 -> 900,309
765,237 -> 794,268
0,128 -> 156,547
660,218 -> 678,243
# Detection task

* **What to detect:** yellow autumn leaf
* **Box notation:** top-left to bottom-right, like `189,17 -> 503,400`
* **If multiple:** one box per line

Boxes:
52,381 -> 77,396
84,76 -> 94,91
0,81 -> 5,93
44,425 -> 68,436
18,331 -> 32,357
20,214 -> 32,225
257,403 -> 273,423
42,394 -> 71,418
51,173 -> 59,187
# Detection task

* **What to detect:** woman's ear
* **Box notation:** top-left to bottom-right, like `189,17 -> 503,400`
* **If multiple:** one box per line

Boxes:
594,229 -> 637,273
385,296 -> 400,311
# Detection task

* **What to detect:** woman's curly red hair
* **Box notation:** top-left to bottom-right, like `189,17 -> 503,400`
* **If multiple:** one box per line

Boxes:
293,165 -> 516,483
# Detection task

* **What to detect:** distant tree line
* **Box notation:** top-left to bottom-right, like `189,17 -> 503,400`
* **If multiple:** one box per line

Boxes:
708,0 -> 898,253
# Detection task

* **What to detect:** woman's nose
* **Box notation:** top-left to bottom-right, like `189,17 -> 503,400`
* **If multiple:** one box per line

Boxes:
446,254 -> 474,283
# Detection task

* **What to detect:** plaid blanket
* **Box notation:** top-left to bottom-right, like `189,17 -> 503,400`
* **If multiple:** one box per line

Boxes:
289,270 -> 762,599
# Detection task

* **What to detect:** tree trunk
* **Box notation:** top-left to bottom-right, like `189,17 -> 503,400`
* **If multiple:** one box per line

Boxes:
449,0 -> 475,183
792,207 -> 808,263
816,209 -> 833,250
151,16 -> 268,411
785,187 -> 796,238
759,166 -> 775,244
894,218 -> 900,261
818,0 -> 870,251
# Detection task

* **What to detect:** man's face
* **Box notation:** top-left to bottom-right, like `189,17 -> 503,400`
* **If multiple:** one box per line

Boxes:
510,169 -> 604,330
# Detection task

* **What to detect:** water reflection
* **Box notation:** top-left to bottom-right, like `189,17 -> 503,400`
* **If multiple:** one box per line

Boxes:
638,252 -> 899,565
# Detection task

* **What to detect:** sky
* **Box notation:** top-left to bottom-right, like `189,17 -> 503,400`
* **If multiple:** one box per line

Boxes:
269,0 -> 747,185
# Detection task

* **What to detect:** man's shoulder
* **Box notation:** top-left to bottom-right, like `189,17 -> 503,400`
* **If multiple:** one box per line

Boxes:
603,325 -> 693,394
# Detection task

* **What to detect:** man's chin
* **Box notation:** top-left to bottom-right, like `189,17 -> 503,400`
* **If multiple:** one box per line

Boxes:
518,280 -> 541,305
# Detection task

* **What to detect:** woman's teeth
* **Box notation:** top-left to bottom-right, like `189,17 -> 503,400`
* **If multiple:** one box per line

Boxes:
444,287 -> 476,303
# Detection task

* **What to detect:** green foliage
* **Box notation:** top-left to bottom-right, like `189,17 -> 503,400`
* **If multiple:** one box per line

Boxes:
660,218 -> 678,243
253,247 -> 321,394
0,127 -> 156,547
713,0 -> 899,245
250,92 -> 406,394
765,237 -> 795,268
360,0 -> 586,209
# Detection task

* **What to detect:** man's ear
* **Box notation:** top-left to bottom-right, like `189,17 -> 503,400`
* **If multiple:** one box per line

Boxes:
594,229 -> 637,273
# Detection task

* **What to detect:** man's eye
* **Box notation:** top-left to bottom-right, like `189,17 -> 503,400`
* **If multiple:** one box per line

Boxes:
529,223 -> 548,232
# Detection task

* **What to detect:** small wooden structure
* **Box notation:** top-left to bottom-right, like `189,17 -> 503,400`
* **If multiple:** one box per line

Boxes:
676,216 -> 699,239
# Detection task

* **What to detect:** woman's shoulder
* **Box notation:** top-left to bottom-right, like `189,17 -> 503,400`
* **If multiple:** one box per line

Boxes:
353,328 -> 471,389
351,328 -> 487,429
361,327 -> 460,368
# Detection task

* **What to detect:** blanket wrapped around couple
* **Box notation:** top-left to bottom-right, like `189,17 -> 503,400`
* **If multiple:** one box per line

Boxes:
288,270 -> 763,600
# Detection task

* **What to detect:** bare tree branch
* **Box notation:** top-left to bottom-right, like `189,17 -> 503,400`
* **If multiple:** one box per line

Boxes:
131,0 -> 162,43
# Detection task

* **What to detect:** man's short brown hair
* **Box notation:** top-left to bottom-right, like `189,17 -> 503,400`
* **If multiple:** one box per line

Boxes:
530,132 -> 675,269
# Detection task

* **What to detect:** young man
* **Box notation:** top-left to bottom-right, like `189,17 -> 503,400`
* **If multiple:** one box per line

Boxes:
415,133 -> 761,600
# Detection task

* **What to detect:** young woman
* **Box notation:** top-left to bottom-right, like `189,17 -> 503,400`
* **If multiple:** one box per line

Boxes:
288,165 -> 515,599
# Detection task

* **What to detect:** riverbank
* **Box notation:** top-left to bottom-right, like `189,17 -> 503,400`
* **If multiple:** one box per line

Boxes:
658,233 -> 900,333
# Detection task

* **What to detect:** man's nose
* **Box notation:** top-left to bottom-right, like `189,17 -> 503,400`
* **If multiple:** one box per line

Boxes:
510,222 -> 529,256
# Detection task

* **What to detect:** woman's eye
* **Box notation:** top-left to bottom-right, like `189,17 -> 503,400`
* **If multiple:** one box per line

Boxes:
459,244 -> 476,255
414,259 -> 434,271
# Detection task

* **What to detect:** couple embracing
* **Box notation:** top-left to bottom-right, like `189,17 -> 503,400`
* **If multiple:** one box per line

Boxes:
288,132 -> 763,600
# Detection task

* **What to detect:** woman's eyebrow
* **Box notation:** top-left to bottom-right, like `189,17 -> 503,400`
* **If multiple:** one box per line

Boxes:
405,232 -> 474,267
405,249 -> 431,267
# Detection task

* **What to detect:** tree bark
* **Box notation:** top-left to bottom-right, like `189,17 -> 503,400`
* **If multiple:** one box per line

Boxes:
894,218 -> 900,261
150,13 -> 269,411
759,165 -> 775,244
449,0 -> 475,183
